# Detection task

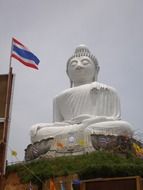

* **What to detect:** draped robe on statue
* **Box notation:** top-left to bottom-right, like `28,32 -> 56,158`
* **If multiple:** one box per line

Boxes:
30,81 -> 133,144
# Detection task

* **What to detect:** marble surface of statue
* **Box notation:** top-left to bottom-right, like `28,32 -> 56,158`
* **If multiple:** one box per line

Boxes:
29,45 -> 133,158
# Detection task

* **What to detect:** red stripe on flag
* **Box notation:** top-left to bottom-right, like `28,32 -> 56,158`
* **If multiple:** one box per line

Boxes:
11,54 -> 38,70
12,38 -> 27,48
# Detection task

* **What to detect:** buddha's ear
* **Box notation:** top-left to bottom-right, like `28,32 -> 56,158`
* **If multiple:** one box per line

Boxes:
66,66 -> 71,78
66,69 -> 73,87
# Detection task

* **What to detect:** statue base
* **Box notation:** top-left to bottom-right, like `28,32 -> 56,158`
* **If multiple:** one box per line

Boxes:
25,133 -> 140,161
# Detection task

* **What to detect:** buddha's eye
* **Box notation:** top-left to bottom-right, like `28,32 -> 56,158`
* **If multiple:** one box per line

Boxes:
70,60 -> 78,66
81,59 -> 90,65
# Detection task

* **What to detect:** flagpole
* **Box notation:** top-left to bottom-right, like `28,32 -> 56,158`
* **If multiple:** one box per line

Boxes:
9,38 -> 13,70
0,38 -> 13,189
3,37 -> 13,160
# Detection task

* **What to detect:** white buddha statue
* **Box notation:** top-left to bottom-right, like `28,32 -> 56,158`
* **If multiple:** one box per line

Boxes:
30,45 -> 133,146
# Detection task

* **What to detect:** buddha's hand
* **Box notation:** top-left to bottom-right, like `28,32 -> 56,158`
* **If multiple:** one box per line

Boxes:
69,114 -> 95,124
83,116 -> 115,125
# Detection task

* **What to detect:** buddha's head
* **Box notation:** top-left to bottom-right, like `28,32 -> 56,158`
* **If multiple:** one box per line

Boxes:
66,45 -> 100,87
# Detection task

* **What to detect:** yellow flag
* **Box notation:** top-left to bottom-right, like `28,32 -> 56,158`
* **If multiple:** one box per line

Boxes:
78,139 -> 85,146
11,150 -> 17,157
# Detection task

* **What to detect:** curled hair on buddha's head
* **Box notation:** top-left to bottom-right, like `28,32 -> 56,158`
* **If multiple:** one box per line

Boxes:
66,45 -> 100,87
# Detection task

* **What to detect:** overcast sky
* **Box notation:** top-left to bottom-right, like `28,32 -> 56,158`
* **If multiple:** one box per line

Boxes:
0,0 -> 143,162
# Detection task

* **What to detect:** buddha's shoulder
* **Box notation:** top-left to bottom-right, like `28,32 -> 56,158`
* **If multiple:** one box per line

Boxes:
54,87 -> 80,100
54,82 -> 117,100
92,82 -> 117,93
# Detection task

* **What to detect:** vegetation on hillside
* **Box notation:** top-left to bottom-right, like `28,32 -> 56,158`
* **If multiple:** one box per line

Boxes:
6,151 -> 143,185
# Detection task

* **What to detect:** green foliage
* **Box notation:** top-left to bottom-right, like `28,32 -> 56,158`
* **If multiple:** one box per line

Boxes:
6,151 -> 143,184
78,164 -> 143,179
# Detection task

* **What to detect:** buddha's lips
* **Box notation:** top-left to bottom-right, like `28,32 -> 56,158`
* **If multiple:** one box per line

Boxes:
75,68 -> 84,71
74,68 -> 85,73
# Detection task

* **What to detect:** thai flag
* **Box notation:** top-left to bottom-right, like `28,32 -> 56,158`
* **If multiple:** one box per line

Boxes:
11,38 -> 40,70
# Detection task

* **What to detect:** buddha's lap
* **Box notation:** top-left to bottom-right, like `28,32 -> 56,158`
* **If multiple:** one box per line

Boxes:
35,120 -> 132,137
88,120 -> 132,129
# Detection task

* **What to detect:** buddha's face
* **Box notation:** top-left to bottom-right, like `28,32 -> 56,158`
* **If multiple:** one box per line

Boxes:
67,56 -> 97,86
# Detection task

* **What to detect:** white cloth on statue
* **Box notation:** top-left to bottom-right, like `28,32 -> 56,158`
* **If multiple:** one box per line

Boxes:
30,82 -> 132,143
53,82 -> 121,121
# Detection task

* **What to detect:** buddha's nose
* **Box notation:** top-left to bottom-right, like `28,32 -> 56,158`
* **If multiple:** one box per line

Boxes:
76,63 -> 83,70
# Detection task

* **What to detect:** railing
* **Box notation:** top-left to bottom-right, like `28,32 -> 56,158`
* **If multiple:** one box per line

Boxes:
7,160 -> 25,166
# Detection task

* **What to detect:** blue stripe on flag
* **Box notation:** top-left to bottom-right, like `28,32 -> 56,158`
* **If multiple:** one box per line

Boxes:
13,45 -> 40,65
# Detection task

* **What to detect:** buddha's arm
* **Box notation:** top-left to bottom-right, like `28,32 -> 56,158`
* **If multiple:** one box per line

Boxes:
110,87 -> 121,120
97,86 -> 121,120
53,97 -> 64,122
